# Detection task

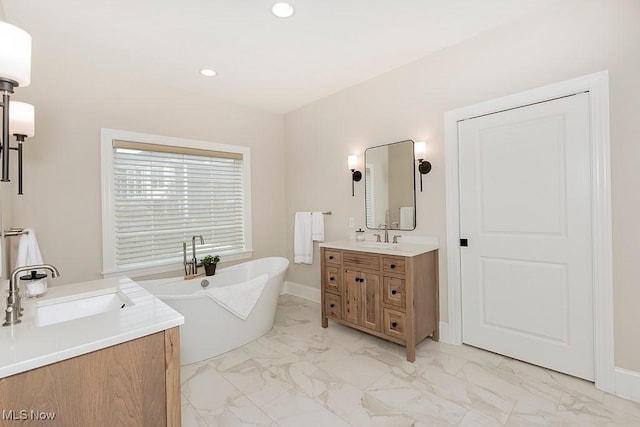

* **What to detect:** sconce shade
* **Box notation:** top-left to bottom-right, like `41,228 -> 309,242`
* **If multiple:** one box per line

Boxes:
348,155 -> 358,170
0,22 -> 32,87
9,101 -> 35,137
414,141 -> 427,160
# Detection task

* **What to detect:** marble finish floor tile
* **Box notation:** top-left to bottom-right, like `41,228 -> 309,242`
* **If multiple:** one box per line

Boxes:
182,395 -> 209,427
180,295 -> 640,426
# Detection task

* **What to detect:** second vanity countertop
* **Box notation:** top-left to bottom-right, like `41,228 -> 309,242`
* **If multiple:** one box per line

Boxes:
319,237 -> 439,257
0,277 -> 184,379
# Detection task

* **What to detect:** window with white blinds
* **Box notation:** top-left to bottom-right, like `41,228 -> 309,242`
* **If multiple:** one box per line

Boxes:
101,130 -> 252,275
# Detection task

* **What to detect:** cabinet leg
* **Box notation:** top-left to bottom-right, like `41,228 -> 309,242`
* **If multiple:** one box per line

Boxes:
322,317 -> 328,328
406,345 -> 416,362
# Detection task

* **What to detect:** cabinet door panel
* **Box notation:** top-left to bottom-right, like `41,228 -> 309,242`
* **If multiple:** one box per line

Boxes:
344,270 -> 361,325
362,273 -> 381,331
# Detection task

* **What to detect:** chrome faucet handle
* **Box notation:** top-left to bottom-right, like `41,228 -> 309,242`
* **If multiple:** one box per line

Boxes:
3,304 -> 20,327
392,235 -> 401,244
374,233 -> 382,242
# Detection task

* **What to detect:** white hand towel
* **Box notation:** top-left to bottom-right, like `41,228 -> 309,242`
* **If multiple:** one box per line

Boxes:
294,212 -> 313,264
311,212 -> 325,242
204,274 -> 269,320
15,228 -> 44,268
15,228 -> 48,294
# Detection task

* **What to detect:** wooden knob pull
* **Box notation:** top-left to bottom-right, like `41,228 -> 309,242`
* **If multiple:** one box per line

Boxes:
391,290 -> 397,295
330,277 -> 335,281
390,264 -> 396,269
391,322 -> 398,328
330,303 -> 335,308
329,256 -> 334,260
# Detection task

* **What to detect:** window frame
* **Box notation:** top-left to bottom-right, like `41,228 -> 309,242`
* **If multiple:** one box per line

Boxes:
100,128 -> 253,278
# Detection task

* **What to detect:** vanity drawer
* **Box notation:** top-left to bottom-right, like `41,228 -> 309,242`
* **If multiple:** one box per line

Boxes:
343,251 -> 380,271
325,293 -> 342,319
382,256 -> 406,275
383,308 -> 406,340
324,250 -> 342,265
383,276 -> 406,308
325,266 -> 342,293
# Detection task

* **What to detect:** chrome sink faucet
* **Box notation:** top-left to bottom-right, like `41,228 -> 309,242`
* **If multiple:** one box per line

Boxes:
378,224 -> 389,243
3,264 -> 60,327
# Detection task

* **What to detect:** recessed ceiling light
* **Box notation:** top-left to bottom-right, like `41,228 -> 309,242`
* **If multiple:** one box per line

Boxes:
200,68 -> 217,77
272,2 -> 294,18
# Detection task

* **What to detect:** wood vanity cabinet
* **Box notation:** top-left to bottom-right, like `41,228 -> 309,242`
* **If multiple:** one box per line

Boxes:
321,247 -> 438,361
0,328 -> 181,427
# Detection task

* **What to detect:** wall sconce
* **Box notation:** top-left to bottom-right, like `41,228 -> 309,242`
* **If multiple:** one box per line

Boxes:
0,21 -> 33,195
348,155 -> 362,197
414,141 -> 431,192
9,102 -> 35,195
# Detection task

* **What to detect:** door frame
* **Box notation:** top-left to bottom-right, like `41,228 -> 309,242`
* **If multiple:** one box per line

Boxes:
444,71 -> 614,392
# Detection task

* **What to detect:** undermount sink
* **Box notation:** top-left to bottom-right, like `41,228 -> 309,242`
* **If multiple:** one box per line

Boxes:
34,289 -> 133,327
357,242 -> 398,249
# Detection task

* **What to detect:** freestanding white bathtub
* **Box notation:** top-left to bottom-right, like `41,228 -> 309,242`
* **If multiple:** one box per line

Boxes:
138,257 -> 289,365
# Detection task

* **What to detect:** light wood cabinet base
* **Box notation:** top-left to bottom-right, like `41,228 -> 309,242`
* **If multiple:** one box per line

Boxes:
0,327 -> 181,427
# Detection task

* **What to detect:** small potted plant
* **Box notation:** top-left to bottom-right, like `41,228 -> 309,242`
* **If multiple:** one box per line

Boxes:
201,254 -> 220,276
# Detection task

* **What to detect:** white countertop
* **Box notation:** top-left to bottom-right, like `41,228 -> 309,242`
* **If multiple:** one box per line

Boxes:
0,277 -> 184,378
319,237 -> 439,257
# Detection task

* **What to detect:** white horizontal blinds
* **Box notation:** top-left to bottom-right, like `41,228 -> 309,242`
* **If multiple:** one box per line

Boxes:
112,140 -> 245,269
365,167 -> 374,227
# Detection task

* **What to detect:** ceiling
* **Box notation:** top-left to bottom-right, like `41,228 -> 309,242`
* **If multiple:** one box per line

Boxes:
3,0 -> 560,113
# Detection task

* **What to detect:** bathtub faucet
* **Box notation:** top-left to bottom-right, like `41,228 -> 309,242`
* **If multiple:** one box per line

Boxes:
191,235 -> 205,275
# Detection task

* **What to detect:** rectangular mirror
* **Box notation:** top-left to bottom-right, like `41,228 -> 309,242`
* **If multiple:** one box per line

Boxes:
365,140 -> 416,230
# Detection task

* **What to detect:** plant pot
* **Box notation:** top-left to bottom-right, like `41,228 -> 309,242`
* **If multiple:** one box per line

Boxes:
204,264 -> 217,276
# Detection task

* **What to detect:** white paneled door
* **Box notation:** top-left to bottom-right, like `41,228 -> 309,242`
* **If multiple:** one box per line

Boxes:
459,93 -> 594,380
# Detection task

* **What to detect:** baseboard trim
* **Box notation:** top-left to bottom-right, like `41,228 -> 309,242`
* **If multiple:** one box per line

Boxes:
438,321 -> 453,344
281,281 -> 321,304
614,367 -> 640,403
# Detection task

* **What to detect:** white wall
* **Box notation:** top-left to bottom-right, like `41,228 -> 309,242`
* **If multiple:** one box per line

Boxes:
8,43 -> 287,285
284,0 -> 640,371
